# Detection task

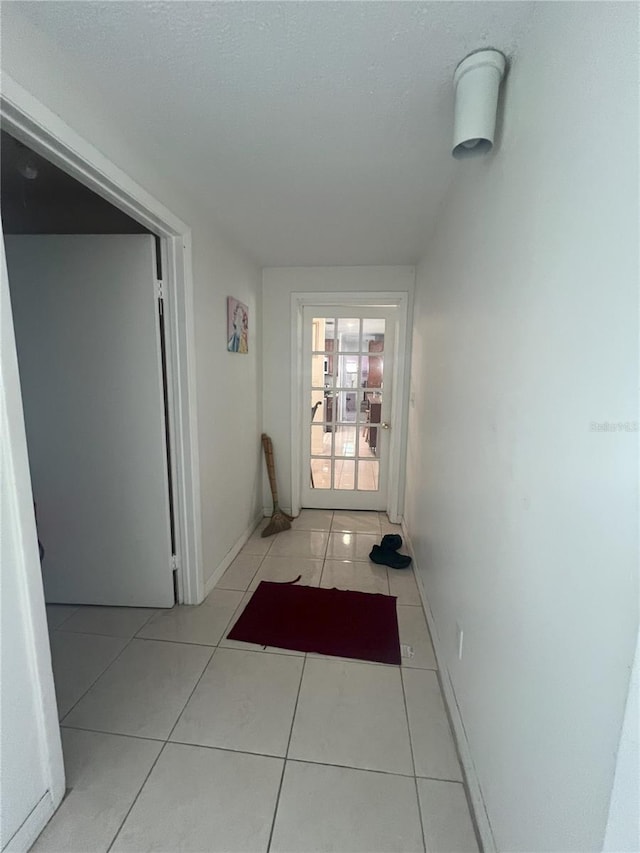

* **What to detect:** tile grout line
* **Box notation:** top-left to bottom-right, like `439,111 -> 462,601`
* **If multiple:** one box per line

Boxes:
246,548 -> 269,587
400,667 -> 428,853
48,605 -> 80,630
60,724 -> 165,744
220,549 -> 268,592
59,624 -> 435,668
58,634 -> 137,725
137,607 -> 160,632
60,722 -> 461,785
127,634 -> 222,649
106,741 -> 168,852
87,641 -> 220,849
281,754 -> 417,780
166,645 -> 218,743
74,621 -> 218,851
399,669 -> 418,779
318,522 -> 331,585
265,653 -> 308,853
55,609 -> 158,641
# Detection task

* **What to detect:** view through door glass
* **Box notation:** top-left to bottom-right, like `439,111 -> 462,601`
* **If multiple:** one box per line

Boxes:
309,316 -> 386,500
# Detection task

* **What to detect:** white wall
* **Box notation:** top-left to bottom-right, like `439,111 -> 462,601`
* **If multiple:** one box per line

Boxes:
1,9 -> 263,587
195,235 -> 262,583
405,3 -> 639,851
262,266 -> 414,512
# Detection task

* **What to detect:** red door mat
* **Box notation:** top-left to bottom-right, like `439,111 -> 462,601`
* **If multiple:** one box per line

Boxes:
226,581 -> 401,665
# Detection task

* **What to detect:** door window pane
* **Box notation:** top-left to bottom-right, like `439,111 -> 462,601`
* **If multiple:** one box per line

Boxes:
322,318 -> 336,349
363,346 -> 384,389
366,395 -> 382,423
335,460 -> 355,490
312,354 -> 333,388
336,355 -> 360,389
358,460 -> 379,491
333,425 -> 357,457
362,319 -> 385,351
310,458 -> 331,489
334,391 -> 359,424
311,425 -> 331,456
337,318 -> 360,352
312,317 -> 335,351
311,390 -> 328,423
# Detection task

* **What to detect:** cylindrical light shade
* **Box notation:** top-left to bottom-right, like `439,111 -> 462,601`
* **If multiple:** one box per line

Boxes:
452,49 -> 506,159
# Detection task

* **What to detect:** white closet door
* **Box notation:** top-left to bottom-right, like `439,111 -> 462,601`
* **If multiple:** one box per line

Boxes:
6,235 -> 174,607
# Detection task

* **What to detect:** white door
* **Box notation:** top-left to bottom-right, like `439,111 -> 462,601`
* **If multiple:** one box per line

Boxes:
5,235 -> 174,608
301,306 -> 396,510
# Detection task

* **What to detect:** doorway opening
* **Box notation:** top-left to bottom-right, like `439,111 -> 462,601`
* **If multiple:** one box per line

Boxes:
2,130 -> 178,610
1,84 -> 202,607
303,307 -> 396,509
291,291 -> 411,521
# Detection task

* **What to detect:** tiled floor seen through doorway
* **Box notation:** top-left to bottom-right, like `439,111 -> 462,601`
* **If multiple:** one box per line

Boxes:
37,511 -> 479,852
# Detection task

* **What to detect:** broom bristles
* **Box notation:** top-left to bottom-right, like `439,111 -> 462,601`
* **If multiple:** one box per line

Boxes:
261,509 -> 292,538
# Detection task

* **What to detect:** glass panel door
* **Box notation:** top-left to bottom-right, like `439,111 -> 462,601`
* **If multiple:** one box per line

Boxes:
302,307 -> 395,510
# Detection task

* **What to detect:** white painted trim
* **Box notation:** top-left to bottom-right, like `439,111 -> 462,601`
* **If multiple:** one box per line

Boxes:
401,520 -> 498,853
1,238 -> 64,849
163,231 -> 203,605
0,73 -> 203,605
290,294 -> 304,517
203,512 -> 264,598
290,291 -> 411,520
4,793 -> 55,853
387,292 -> 411,523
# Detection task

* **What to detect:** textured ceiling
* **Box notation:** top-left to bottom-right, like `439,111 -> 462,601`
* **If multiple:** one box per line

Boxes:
6,2 -> 533,266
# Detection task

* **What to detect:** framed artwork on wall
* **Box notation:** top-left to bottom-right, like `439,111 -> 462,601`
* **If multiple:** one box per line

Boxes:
227,297 -> 248,353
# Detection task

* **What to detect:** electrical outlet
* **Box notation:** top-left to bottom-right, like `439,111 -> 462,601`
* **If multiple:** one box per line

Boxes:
456,622 -> 464,660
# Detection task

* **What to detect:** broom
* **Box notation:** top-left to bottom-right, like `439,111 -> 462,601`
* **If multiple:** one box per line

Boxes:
261,433 -> 294,537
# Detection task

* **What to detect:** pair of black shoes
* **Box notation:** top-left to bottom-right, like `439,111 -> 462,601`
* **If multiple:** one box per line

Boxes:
369,534 -> 412,570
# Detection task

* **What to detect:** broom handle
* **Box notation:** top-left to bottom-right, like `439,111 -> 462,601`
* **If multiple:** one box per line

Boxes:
262,434 -> 280,506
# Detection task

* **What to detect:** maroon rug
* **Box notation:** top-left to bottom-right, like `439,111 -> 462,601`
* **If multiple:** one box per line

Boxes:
226,581 -> 401,665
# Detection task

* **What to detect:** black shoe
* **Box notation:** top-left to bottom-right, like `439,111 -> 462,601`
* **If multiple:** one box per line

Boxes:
369,544 -> 412,570
381,533 -> 402,551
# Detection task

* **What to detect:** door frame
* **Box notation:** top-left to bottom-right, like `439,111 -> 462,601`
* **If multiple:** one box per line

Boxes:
0,73 -> 204,606
291,291 -> 411,522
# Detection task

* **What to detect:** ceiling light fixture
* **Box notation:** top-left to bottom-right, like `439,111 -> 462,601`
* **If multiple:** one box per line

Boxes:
15,143 -> 39,180
452,49 -> 506,159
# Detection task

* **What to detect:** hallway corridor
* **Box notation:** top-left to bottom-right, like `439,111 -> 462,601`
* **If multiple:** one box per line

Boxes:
38,512 -> 478,853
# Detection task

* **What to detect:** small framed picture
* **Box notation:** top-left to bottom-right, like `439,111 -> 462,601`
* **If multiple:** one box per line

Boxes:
227,297 -> 248,353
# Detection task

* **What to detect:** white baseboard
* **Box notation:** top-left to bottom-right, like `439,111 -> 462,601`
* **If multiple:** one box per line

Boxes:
262,506 -> 293,518
5,791 -> 55,852
401,521 -> 497,853
203,512 -> 263,598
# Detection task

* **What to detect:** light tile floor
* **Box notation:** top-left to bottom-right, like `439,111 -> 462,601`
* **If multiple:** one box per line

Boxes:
36,511 -> 479,853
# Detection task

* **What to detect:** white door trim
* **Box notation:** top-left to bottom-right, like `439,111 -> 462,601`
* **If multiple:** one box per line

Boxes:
291,291 -> 411,521
0,73 -> 204,606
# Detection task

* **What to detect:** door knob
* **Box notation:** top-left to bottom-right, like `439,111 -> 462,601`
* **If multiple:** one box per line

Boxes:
381,422 -> 391,430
